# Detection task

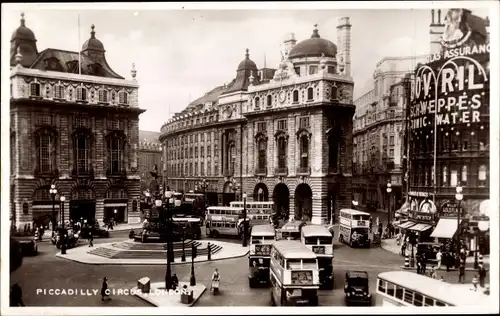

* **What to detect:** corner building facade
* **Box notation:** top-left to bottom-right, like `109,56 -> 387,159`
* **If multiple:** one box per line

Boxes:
160,20 -> 355,225
9,15 -> 145,228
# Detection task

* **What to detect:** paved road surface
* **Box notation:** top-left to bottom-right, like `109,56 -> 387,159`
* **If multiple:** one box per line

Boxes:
10,215 -> 485,307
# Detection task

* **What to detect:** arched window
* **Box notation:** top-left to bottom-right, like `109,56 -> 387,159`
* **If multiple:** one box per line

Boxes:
258,139 -> 267,171
332,86 -> 339,100
30,82 -> 41,97
277,137 -> 287,170
300,136 -> 309,169
118,91 -> 129,105
267,95 -> 272,107
254,97 -> 260,109
328,135 -> 339,173
107,136 -> 124,174
461,165 -> 468,185
307,87 -> 314,100
99,89 -> 109,103
293,90 -> 299,102
442,165 -> 448,186
36,130 -> 56,173
54,85 -> 65,99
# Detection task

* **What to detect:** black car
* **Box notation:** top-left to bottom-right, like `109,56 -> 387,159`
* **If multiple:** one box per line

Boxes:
13,236 -> 38,256
416,242 -> 441,262
79,225 -> 110,239
344,270 -> 372,306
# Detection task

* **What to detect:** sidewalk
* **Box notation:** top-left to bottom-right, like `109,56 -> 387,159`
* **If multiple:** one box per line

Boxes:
55,239 -> 249,265
381,237 -> 490,271
108,223 -> 143,232
132,281 -> 206,307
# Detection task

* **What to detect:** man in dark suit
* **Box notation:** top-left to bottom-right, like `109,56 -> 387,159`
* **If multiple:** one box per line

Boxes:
478,264 -> 488,287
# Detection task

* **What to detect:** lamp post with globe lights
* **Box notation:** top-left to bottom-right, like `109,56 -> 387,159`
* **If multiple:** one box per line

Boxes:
352,200 -> 359,211
60,196 -> 66,255
455,184 -> 463,268
386,183 -> 393,234
49,184 -> 58,233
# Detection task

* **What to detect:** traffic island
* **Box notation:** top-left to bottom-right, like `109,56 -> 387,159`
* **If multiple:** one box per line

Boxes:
131,281 -> 206,307
55,239 -> 249,265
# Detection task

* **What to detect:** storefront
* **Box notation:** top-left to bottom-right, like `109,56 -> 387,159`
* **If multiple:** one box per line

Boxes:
430,200 -> 465,243
403,195 -> 437,243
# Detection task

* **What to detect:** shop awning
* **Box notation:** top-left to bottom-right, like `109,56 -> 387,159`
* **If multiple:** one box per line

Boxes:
430,218 -> 458,238
397,221 -> 416,229
408,223 -> 433,232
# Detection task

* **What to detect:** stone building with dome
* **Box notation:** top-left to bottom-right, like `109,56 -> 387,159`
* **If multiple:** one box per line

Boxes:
9,13 -> 145,228
160,18 -> 355,224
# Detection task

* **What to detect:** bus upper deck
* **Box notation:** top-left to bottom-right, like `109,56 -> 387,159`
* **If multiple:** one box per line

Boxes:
377,271 -> 491,306
301,225 -> 333,256
278,220 -> 307,240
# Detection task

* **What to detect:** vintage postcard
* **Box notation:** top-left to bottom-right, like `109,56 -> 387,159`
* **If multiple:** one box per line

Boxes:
1,1 -> 498,315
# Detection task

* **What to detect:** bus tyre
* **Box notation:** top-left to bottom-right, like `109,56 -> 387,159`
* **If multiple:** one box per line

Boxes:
213,231 -> 219,238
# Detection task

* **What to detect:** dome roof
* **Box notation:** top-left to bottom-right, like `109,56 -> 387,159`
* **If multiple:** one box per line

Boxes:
11,13 -> 36,42
237,48 -> 258,71
288,25 -> 337,59
81,25 -> 105,52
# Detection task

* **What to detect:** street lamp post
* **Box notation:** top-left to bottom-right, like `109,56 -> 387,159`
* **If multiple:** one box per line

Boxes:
190,243 -> 197,286
60,196 -> 66,255
242,192 -> 248,247
352,200 -> 359,211
477,219 -> 489,268
113,209 -> 117,224
386,183 -> 392,236
199,178 -> 208,206
455,184 -> 463,269
49,184 -> 58,233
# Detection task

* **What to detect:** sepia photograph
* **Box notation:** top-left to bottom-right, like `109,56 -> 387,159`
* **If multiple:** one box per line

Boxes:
1,1 -> 498,314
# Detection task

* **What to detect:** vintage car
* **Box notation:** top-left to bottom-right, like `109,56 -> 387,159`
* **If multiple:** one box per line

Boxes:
416,242 -> 442,262
13,236 -> 38,256
79,224 -> 110,239
344,270 -> 372,306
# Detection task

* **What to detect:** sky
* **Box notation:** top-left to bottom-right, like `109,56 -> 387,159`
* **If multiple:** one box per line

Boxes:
2,3 -> 491,132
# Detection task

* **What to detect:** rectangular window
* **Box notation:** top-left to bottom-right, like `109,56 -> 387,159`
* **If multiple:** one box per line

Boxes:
76,136 -> 89,172
108,119 -> 122,130
299,117 -> 310,128
194,162 -> 198,175
277,119 -> 287,131
413,293 -> 424,306
201,162 -> 204,176
54,85 -> 65,99
109,138 -> 123,173
37,115 -> 52,126
389,136 -> 395,146
450,169 -> 458,187
118,91 -> 128,105
195,147 -> 198,158
403,289 -> 414,304
207,162 -> 211,176
207,145 -> 211,157
201,147 -> 205,158
39,135 -> 53,172
257,122 -> 266,132
389,149 -> 394,157
308,66 -> 318,75
327,66 -> 335,74
30,83 -> 41,97
98,89 -> 108,103
294,67 -> 301,76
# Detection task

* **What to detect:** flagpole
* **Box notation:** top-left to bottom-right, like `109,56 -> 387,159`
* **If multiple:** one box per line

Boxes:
78,13 -> 81,75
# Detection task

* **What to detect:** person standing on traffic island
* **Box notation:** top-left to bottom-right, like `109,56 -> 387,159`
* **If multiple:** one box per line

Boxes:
458,263 -> 466,283
436,249 -> 442,270
101,277 -> 111,301
88,231 -> 93,247
478,263 -> 488,287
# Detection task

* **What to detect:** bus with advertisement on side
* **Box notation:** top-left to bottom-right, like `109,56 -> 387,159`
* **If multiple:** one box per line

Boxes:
269,240 -> 320,306
300,225 -> 334,289
205,206 -> 249,238
248,224 -> 276,287
338,209 -> 371,248
230,201 -> 274,226
377,271 -> 491,307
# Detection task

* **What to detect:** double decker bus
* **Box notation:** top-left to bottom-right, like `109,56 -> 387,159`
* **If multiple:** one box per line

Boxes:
269,240 -> 320,306
205,206 -> 249,238
377,271 -> 491,307
172,216 -> 202,240
249,224 -> 276,287
338,209 -> 371,248
230,201 -> 274,226
301,225 -> 334,289
278,220 -> 307,240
